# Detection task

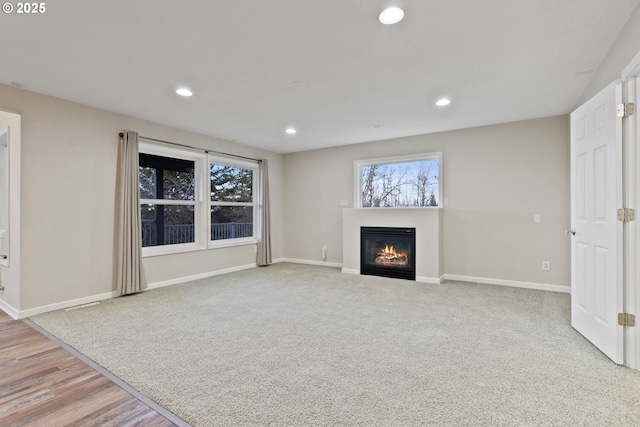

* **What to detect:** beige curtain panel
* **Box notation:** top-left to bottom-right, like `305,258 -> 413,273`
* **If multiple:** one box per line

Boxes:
257,159 -> 272,266
116,131 -> 147,295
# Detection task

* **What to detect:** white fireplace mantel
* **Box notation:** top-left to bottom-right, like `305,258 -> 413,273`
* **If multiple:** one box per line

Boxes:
342,208 -> 443,283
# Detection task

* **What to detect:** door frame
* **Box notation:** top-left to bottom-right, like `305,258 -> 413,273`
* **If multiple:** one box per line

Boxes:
0,110 -> 21,319
621,50 -> 640,369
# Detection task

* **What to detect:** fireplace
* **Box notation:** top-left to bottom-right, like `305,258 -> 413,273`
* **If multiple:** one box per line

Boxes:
360,227 -> 416,280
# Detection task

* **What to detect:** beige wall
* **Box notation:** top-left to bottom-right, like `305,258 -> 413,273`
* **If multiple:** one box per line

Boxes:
284,115 -> 570,286
576,4 -> 640,105
0,84 -> 284,313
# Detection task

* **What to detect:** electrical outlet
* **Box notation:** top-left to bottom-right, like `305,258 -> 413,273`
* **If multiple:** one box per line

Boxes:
542,261 -> 550,271
534,214 -> 541,223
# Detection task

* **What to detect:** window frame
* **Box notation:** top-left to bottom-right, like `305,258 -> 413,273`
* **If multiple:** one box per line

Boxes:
354,152 -> 443,209
138,142 -> 261,257
208,154 -> 259,249
139,142 -> 207,257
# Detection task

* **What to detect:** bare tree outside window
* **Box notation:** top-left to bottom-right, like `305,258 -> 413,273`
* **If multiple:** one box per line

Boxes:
360,158 -> 439,207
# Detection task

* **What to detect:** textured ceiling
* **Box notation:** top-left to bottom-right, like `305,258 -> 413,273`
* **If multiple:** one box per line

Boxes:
1,0 -> 638,153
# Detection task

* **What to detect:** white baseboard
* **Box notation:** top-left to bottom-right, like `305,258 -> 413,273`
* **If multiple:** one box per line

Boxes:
443,274 -> 571,294
16,291 -> 118,319
14,264 -> 258,319
342,269 -> 568,292
279,258 -> 343,268
0,298 -> 20,319
9,265 -> 570,320
416,276 -> 442,284
147,263 -> 257,289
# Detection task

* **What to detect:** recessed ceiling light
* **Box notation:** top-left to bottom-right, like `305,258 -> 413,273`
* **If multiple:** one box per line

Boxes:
435,98 -> 451,106
379,7 -> 404,25
285,128 -> 297,135
176,88 -> 193,97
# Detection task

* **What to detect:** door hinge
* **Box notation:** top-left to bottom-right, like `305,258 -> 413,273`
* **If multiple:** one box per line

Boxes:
618,313 -> 636,327
617,102 -> 635,117
617,208 -> 635,222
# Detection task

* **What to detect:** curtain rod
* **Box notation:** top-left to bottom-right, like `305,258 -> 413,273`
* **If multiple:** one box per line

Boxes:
118,132 -> 262,163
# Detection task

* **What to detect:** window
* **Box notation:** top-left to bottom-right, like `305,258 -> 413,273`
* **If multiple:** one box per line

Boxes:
355,153 -> 442,208
139,143 -> 206,255
209,156 -> 257,245
140,153 -> 196,247
138,142 -> 259,256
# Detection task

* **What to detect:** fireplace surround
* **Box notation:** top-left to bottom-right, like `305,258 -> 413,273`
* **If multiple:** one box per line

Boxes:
342,208 -> 442,283
360,226 -> 416,280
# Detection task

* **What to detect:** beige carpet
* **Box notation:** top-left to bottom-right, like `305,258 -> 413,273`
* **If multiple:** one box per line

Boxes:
30,263 -> 640,426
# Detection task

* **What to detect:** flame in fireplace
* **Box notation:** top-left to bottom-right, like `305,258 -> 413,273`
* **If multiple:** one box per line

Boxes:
379,244 -> 398,258
375,244 -> 408,266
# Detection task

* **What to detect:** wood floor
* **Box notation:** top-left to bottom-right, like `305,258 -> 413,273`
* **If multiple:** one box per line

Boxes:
0,310 -> 182,427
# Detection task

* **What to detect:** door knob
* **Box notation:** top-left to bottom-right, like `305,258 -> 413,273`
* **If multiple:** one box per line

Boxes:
565,228 -> 576,236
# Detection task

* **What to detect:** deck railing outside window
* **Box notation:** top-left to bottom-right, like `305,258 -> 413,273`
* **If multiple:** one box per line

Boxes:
142,222 -> 252,247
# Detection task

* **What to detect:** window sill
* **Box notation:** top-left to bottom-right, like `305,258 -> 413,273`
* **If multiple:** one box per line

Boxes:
142,238 -> 258,258
142,243 -> 206,258
209,237 -> 258,249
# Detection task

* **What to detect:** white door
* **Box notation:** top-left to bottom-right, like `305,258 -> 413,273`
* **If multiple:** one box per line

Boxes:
570,80 -> 624,364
